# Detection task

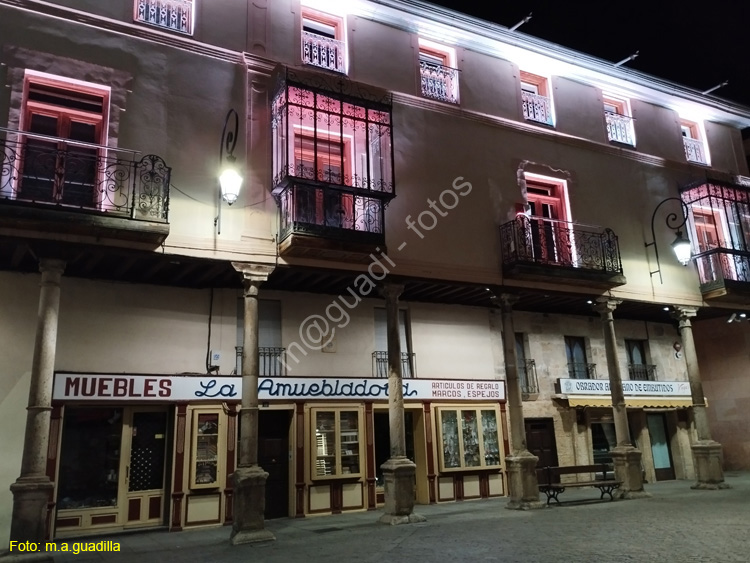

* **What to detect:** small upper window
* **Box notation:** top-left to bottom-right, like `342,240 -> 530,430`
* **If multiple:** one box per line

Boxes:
520,71 -> 553,126
680,119 -> 709,165
602,94 -> 635,146
301,8 -> 346,74
134,0 -> 194,35
418,39 -> 459,104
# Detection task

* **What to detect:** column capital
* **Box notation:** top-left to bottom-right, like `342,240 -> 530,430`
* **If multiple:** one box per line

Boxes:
671,306 -> 699,322
380,282 -> 404,301
592,297 -> 622,316
496,293 -> 519,312
232,262 -> 275,283
38,258 -> 66,277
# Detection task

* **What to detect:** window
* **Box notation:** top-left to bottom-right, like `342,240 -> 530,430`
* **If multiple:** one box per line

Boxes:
236,299 -> 285,376
418,39 -> 459,104
312,408 -> 362,479
190,410 -> 222,489
301,8 -> 346,73
373,308 -> 414,378
520,71 -> 553,126
565,336 -> 593,379
16,72 -> 109,209
680,119 -> 709,164
515,333 -> 538,394
524,174 -> 573,265
626,340 -> 655,381
682,180 -> 750,285
602,94 -> 635,146
134,0 -> 194,35
437,407 -> 502,471
271,75 -> 394,241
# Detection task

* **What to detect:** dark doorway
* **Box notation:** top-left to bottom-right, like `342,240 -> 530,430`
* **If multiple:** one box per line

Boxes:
524,418 -> 558,470
258,410 -> 291,519
374,411 -> 415,488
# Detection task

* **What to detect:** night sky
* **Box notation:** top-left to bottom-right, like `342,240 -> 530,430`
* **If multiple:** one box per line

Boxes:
428,1 -> 750,110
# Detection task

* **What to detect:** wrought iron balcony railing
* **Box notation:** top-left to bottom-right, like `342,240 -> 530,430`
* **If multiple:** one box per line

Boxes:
134,0 -> 193,34
683,137 -> 707,164
372,351 -> 416,378
567,362 -> 597,379
302,31 -> 346,73
694,248 -> 750,290
605,112 -> 635,146
522,91 -> 553,126
419,61 -> 459,104
276,182 -> 384,246
628,364 -> 656,381
518,359 -> 539,394
499,215 -> 623,275
259,347 -> 287,377
0,131 -> 170,222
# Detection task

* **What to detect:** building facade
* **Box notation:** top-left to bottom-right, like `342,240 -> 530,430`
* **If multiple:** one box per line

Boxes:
1,0 -> 749,542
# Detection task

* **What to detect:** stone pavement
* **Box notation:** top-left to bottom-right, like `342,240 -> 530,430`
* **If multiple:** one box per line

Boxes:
10,472 -> 750,562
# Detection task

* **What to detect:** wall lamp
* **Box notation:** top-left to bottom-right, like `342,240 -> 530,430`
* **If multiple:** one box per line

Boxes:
645,197 -> 691,284
215,108 -> 242,234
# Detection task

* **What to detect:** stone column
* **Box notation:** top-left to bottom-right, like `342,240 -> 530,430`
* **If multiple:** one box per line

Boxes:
378,283 -> 425,525
672,306 -> 729,489
498,295 -> 544,510
9,258 -> 65,554
593,298 -> 649,499
230,262 -> 276,545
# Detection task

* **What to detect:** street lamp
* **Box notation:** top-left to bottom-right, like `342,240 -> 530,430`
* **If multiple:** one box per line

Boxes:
215,108 -> 242,233
645,197 -> 691,283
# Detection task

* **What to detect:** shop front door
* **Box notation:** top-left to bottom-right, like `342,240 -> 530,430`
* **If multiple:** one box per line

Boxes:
55,406 -> 169,537
524,418 -> 559,471
258,410 -> 291,519
647,413 -> 675,481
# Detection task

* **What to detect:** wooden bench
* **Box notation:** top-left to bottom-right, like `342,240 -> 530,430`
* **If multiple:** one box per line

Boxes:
537,464 -> 620,505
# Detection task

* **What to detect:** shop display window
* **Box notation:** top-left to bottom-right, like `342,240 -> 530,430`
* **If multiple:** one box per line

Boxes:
437,407 -> 502,472
312,408 -> 362,479
191,411 -> 221,489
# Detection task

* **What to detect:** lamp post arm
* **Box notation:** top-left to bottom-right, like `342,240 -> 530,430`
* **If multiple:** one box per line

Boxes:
220,108 -> 239,165
647,197 -> 690,284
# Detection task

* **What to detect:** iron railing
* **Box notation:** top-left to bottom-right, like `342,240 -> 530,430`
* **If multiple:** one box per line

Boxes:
276,182 -> 384,245
499,215 -> 623,275
628,364 -> 656,381
518,359 -> 539,394
135,0 -> 193,34
694,248 -> 750,290
259,347 -> 287,377
522,91 -> 553,126
372,351 -> 416,378
419,61 -> 459,104
302,31 -> 346,73
0,132 -> 170,222
683,137 -> 707,164
568,362 -> 597,379
605,112 -> 635,145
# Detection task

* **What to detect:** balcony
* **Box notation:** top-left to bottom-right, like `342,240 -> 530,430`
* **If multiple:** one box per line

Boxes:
568,362 -> 597,379
683,137 -> 707,164
522,91 -> 553,126
628,364 -> 656,381
259,347 -> 287,377
605,112 -> 635,146
134,0 -> 193,35
499,215 -> 626,288
372,351 -> 416,378
302,31 -> 345,73
419,61 -> 459,104
518,359 -> 539,396
0,130 -> 171,246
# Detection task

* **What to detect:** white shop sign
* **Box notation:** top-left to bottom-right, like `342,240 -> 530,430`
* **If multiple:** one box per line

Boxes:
559,378 -> 690,397
53,373 -> 506,402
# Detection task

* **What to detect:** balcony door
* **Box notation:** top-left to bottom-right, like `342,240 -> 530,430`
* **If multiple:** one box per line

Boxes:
19,75 -> 107,208
526,179 -> 570,265
565,336 -> 589,379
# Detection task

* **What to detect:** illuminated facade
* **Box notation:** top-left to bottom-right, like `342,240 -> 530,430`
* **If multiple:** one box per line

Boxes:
1,0 -> 750,543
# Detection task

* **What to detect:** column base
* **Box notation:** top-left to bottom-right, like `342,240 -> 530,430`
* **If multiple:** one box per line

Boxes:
9,477 -> 54,545
505,451 -> 545,510
691,441 -> 730,490
230,466 -> 276,545
378,457 -> 426,525
610,446 -> 650,499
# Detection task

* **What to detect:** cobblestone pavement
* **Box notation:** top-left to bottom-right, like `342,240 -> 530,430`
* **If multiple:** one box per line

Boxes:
9,472 -> 750,563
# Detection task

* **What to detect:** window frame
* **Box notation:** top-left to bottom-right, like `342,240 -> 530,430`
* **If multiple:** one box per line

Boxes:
680,118 -> 710,165
301,7 -> 347,74
519,71 -> 554,126
565,336 -> 592,379
418,38 -> 459,104
602,93 -> 636,146
311,407 -> 363,480
436,406 -> 502,472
